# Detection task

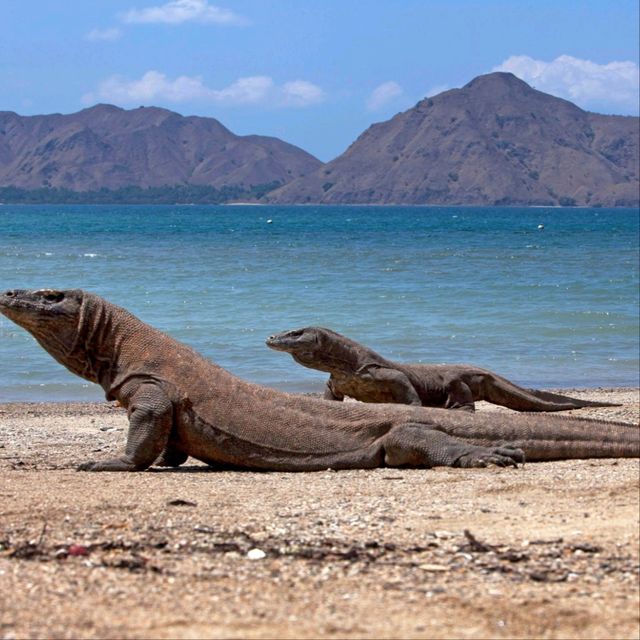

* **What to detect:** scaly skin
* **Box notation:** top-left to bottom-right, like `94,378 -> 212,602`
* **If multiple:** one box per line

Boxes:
266,327 -> 620,412
0,289 -> 637,473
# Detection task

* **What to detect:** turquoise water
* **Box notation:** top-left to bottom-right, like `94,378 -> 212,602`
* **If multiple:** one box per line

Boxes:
0,204 -> 638,401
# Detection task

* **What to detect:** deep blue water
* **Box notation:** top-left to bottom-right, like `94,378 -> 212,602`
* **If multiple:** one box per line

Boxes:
0,204 -> 638,401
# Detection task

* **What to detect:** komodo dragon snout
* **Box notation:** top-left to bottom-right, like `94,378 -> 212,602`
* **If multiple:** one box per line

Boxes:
1,288 -> 84,352
266,327 -> 319,351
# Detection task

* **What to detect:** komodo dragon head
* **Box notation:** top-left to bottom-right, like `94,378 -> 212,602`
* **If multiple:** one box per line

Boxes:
0,289 -> 100,382
266,326 -> 368,373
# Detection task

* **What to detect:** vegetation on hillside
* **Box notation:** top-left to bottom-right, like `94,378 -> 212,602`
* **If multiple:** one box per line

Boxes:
0,182 -> 282,204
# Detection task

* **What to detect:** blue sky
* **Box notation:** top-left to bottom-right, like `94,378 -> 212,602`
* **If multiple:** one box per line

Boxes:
1,1 -> 638,161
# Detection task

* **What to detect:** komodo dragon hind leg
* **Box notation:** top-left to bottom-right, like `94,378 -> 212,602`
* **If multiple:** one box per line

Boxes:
78,383 -> 173,471
382,424 -> 525,469
444,379 -> 476,411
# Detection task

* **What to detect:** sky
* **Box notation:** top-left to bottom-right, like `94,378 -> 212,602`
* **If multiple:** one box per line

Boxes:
1,0 -> 638,161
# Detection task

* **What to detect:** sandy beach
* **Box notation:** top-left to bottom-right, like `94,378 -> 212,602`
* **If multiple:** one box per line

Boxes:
0,388 -> 638,639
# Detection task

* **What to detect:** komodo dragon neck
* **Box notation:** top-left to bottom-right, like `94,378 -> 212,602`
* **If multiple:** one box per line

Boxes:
295,330 -> 392,375
62,293 -> 143,395
72,293 -> 228,403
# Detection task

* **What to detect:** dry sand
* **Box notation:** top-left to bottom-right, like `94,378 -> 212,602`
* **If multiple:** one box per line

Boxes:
0,388 -> 638,639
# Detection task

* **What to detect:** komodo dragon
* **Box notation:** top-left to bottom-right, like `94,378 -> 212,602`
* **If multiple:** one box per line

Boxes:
0,289 -> 637,473
266,327 -> 619,412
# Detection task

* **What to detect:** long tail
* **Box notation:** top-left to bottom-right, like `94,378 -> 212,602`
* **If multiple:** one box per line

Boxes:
483,376 -> 621,411
436,411 -> 639,461
527,388 -> 620,408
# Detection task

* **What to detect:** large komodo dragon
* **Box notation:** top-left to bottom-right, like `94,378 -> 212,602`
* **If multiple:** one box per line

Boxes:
0,289 -> 637,473
267,326 -> 619,412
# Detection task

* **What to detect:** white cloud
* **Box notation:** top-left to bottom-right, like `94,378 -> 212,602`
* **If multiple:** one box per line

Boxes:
366,81 -> 403,111
83,71 -> 210,103
281,80 -> 325,107
85,27 -> 123,41
121,0 -> 246,25
211,76 -> 274,104
493,54 -> 640,113
82,71 -> 324,108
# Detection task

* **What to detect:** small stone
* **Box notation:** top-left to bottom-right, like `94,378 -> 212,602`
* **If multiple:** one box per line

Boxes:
247,548 -> 266,560
418,563 -> 449,572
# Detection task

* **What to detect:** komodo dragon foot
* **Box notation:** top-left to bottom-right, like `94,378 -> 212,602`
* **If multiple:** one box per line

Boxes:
454,446 -> 525,468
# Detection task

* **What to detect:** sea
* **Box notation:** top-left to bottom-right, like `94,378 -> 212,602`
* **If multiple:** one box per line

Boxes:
0,204 -> 638,402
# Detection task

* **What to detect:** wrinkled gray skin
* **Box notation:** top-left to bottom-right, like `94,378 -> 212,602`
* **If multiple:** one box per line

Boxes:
266,327 -> 620,412
0,289 -> 637,473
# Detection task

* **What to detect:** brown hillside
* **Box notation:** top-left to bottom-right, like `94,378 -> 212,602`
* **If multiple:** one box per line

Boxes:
0,104 -> 321,191
267,72 -> 639,206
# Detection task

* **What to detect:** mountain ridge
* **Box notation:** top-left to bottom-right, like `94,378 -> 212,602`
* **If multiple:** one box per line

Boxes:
266,72 -> 639,207
1,73 -> 638,206
0,104 -> 321,192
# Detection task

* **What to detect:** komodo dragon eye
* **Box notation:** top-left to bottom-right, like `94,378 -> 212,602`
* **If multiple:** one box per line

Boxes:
41,291 -> 65,303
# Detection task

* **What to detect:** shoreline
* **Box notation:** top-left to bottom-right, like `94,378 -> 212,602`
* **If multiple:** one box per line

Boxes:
2,384 -> 639,406
0,386 -> 640,420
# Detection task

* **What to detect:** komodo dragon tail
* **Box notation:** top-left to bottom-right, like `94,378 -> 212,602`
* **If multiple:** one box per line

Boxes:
526,388 -> 620,408
483,375 -> 621,412
445,412 -> 640,461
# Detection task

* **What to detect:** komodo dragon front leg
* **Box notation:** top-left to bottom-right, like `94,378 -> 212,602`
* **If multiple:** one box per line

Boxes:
78,383 -> 174,471
354,365 -> 422,405
323,380 -> 344,401
155,445 -> 189,467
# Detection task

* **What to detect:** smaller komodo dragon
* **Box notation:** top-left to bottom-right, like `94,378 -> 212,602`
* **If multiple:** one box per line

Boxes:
266,326 -> 620,412
1,289 -> 637,473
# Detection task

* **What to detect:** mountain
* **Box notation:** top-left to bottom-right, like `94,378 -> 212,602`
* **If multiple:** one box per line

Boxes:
266,73 -> 639,206
0,104 -> 321,192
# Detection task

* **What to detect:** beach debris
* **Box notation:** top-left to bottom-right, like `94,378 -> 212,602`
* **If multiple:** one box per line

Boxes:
462,529 -> 496,553
103,554 -> 149,572
247,548 -> 267,560
68,544 -> 90,557
167,499 -> 197,507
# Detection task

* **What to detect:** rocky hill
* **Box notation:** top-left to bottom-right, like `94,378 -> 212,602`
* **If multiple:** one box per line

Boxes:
0,104 -> 321,192
266,72 -> 639,206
